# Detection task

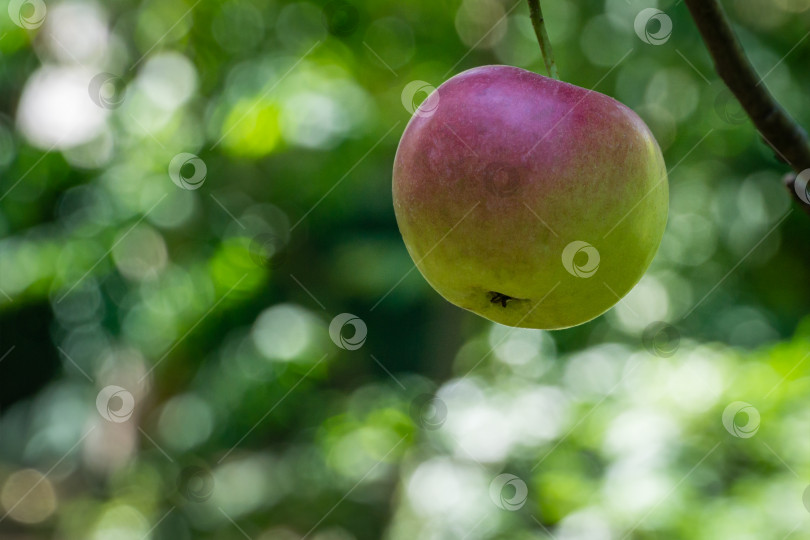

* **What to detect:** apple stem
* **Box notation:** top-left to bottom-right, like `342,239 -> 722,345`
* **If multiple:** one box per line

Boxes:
527,0 -> 559,80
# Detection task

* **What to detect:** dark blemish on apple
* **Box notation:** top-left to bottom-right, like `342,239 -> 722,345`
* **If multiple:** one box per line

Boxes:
489,291 -> 517,307
484,162 -> 522,198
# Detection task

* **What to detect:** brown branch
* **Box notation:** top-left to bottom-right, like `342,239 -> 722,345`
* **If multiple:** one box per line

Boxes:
683,0 -> 810,215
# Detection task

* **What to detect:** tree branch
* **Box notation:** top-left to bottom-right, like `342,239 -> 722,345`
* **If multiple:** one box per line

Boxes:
683,0 -> 810,215
526,0 -> 558,80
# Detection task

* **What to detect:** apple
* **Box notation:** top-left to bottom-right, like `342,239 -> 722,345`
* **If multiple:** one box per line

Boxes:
392,65 -> 668,329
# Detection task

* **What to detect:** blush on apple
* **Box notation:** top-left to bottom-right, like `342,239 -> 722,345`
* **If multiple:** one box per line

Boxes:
392,65 -> 668,330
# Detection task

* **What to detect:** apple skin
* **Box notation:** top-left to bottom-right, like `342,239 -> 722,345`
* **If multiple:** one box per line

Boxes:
392,65 -> 668,330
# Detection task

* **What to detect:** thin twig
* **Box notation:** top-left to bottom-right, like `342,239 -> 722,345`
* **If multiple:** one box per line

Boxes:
683,0 -> 810,215
526,0 -> 558,79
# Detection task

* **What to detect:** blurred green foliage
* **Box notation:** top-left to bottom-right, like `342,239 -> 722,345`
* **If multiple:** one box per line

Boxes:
1,0 -> 810,538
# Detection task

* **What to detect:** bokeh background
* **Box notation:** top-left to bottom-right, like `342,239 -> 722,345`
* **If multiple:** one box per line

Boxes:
1,0 -> 810,538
